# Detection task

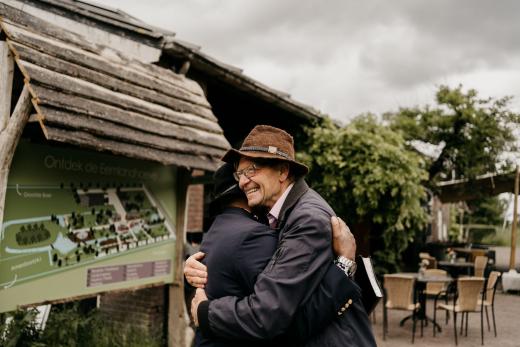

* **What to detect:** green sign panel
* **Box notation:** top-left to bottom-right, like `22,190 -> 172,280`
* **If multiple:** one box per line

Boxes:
0,141 -> 178,312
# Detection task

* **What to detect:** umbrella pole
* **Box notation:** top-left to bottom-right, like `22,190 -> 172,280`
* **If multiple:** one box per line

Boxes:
510,167 -> 519,271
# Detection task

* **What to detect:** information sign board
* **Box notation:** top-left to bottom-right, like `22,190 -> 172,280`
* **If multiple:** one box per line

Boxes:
0,141 -> 178,312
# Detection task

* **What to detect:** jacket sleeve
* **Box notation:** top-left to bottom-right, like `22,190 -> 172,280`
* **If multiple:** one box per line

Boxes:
283,262 -> 362,342
198,202 -> 335,340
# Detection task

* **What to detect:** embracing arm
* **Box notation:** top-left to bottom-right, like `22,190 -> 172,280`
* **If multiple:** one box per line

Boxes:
197,209 -> 357,340
283,216 -> 361,341
198,212 -> 360,339
283,263 -> 361,342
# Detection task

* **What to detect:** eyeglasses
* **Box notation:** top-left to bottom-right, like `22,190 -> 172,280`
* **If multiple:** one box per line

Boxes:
233,164 -> 260,181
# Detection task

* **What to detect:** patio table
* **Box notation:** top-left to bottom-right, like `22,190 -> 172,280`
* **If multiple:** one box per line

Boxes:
438,260 -> 474,278
396,272 -> 454,334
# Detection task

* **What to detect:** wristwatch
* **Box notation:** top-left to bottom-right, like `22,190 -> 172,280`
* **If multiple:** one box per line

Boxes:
334,256 -> 357,278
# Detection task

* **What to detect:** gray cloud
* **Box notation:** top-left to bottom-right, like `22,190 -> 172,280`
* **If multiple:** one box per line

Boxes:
96,0 -> 520,121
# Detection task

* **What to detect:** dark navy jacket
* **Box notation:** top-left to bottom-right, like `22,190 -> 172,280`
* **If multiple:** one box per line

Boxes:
194,207 -> 277,347
198,180 -> 376,346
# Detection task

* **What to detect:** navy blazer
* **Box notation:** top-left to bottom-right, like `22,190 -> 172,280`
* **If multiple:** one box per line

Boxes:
195,207 -> 276,347
195,207 -> 360,347
198,180 -> 376,347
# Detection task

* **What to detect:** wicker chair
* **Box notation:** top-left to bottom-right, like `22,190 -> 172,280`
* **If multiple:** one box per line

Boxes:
424,269 -> 449,296
383,274 -> 420,343
478,271 -> 501,337
419,252 -> 437,269
419,252 -> 430,258
474,256 -> 488,277
423,269 -> 451,326
434,277 -> 485,345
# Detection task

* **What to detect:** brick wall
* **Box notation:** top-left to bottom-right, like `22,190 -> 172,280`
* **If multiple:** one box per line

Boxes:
186,184 -> 204,232
99,286 -> 165,336
186,170 -> 205,232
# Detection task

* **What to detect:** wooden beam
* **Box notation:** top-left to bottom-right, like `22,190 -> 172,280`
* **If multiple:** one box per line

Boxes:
0,40 -> 14,132
436,172 -> 517,203
2,21 -> 205,100
44,127 -> 221,171
168,167 -> 190,347
178,61 -> 190,76
39,106 -> 226,157
21,61 -> 219,132
0,3 -> 102,54
33,86 -> 229,149
0,84 -> 32,237
9,40 -> 212,111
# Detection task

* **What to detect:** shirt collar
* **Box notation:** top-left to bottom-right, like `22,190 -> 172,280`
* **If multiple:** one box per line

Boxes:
269,182 -> 294,220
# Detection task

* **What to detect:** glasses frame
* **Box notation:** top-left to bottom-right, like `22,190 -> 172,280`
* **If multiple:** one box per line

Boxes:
233,164 -> 260,182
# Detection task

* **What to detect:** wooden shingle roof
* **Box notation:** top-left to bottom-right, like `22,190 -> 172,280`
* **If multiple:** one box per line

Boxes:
0,3 -> 229,170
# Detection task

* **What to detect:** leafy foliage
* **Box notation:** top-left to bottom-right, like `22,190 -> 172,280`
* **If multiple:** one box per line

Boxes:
465,196 -> 506,227
385,85 -> 520,182
0,304 -> 163,347
0,309 -> 41,347
464,196 -> 507,242
299,115 -> 428,272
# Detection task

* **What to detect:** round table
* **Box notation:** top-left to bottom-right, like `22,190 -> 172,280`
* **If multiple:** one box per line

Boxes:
438,260 -> 474,277
396,272 -> 454,333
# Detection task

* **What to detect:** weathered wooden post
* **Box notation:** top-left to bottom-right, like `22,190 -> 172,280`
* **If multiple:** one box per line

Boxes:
0,63 -> 33,235
168,167 -> 190,347
0,39 -> 14,131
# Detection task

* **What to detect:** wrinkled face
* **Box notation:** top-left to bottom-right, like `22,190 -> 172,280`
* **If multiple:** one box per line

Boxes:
236,157 -> 289,209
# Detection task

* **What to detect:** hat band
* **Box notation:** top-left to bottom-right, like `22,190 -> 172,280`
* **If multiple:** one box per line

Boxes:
240,146 -> 291,160
214,183 -> 239,200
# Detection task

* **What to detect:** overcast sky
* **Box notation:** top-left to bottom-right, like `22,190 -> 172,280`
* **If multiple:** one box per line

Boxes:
94,0 -> 520,124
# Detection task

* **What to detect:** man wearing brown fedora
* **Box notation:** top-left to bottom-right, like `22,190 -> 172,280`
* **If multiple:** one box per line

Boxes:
187,125 -> 376,346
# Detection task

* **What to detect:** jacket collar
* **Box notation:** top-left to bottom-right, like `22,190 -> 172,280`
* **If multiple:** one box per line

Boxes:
276,178 -> 309,230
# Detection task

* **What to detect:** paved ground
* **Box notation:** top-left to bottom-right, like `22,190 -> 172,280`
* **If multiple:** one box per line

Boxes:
372,290 -> 520,347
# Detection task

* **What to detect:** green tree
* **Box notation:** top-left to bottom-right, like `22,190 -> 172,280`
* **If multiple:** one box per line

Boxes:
385,85 -> 520,182
385,85 -> 517,241
463,196 -> 506,242
300,116 -> 428,272
0,309 -> 41,347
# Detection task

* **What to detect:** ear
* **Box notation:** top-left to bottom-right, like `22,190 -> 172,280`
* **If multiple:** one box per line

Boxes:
279,163 -> 290,182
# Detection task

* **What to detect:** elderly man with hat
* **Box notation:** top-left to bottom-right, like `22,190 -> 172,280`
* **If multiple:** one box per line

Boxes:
187,125 -> 376,346
193,163 -> 368,347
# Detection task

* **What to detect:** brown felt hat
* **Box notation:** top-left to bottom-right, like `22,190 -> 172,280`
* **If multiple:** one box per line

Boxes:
222,125 -> 309,177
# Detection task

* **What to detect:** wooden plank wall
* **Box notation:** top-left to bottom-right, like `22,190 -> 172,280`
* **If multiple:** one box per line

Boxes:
0,3 -> 229,171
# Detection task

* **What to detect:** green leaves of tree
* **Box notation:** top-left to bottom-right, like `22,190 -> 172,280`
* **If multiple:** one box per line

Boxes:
300,115 -> 428,272
385,85 -> 520,182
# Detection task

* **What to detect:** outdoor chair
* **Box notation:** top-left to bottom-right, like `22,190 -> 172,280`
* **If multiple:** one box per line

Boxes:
474,256 -> 488,277
433,277 -> 485,345
478,271 -> 501,337
419,252 -> 431,259
424,269 -> 449,296
419,252 -> 437,269
424,269 -> 451,325
470,249 -> 488,262
383,274 -> 420,343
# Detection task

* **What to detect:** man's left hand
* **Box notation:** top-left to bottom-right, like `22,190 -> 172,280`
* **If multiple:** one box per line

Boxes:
331,216 -> 356,260
191,288 -> 208,327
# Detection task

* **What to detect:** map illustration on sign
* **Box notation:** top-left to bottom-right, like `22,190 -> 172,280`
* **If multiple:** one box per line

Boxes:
1,184 -> 173,290
0,141 -> 178,312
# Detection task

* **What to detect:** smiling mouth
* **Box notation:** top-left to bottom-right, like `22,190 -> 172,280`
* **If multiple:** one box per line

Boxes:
246,188 -> 259,195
